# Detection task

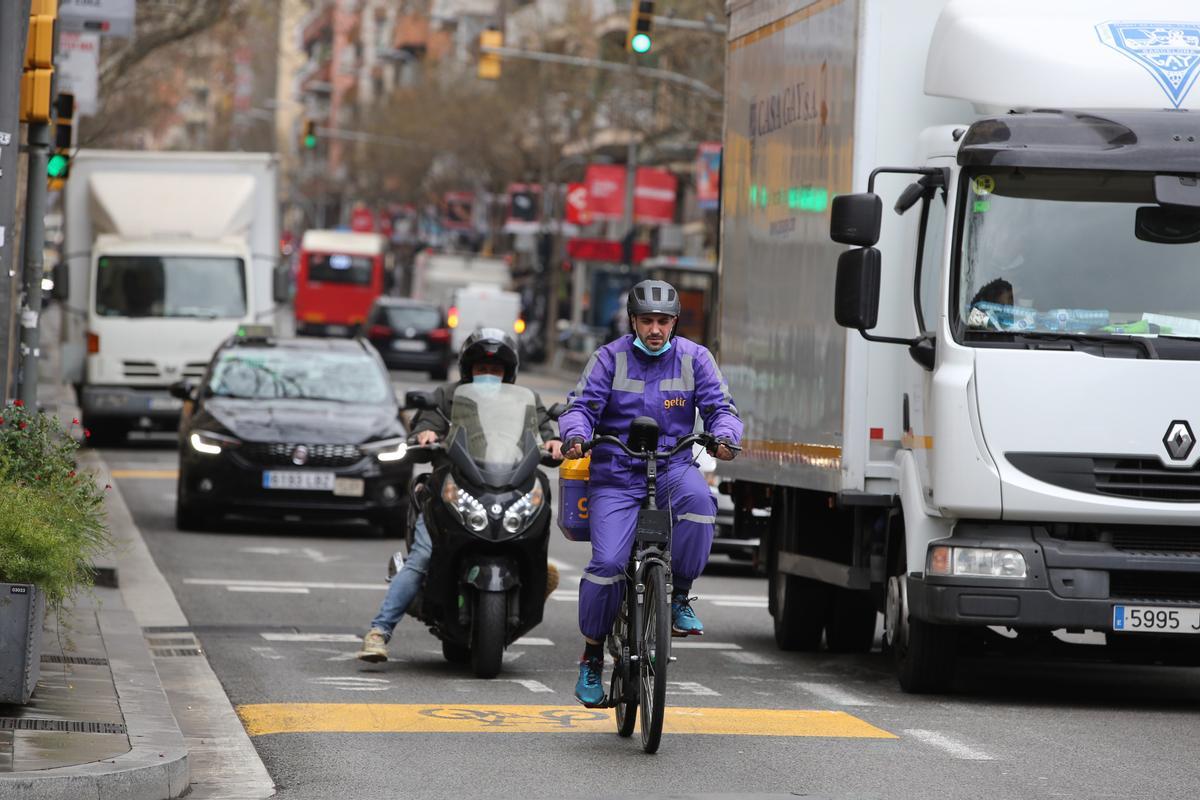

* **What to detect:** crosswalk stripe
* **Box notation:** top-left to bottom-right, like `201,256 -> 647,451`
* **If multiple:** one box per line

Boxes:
671,641 -> 742,650
260,633 -> 361,643
797,682 -> 876,707
228,586 -> 310,594
904,729 -> 994,760
236,703 -> 898,738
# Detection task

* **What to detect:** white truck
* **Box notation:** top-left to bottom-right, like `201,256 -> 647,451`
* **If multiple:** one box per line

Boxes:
410,250 -> 511,312
448,284 -> 523,352
720,0 -> 1200,691
61,150 -> 280,444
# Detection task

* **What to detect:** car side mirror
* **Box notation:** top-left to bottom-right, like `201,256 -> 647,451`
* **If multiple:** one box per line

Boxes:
169,379 -> 196,401
834,248 -> 881,330
830,193 -> 882,246
547,402 -> 568,420
405,390 -> 436,410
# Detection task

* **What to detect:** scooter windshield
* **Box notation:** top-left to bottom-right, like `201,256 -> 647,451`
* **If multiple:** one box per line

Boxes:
448,383 -> 540,472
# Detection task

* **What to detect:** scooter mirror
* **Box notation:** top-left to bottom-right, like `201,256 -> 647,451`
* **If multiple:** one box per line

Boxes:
405,390 -> 436,410
627,416 -> 660,454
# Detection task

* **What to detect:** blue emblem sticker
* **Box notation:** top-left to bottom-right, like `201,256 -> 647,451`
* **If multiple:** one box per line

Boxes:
1097,21 -> 1200,108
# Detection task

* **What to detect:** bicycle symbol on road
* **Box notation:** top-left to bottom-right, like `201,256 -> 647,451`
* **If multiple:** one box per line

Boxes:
420,707 -> 608,728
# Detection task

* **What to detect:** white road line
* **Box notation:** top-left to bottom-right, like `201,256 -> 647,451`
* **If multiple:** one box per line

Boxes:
228,585 -> 310,594
711,600 -> 768,608
250,646 -> 284,660
549,591 -> 768,604
671,641 -> 742,650
904,729 -> 994,761
456,678 -> 554,693
309,676 -> 391,692
722,651 -> 777,666
667,681 -> 720,696
186,578 -> 381,590
512,636 -> 554,646
550,591 -> 579,601
260,633 -> 362,643
796,682 -> 876,707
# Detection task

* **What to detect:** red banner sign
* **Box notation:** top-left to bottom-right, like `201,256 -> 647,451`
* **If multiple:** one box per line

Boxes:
566,237 -> 651,264
565,182 -> 592,226
582,165 -> 677,224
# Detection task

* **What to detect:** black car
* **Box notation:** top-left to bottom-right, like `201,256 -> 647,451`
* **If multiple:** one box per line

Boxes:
172,329 -> 412,535
360,297 -> 452,379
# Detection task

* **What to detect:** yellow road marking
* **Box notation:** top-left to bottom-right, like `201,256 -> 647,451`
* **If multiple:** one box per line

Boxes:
236,703 -> 896,739
110,469 -> 179,479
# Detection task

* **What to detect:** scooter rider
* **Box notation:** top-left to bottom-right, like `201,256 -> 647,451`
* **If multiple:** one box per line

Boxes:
357,328 -> 563,662
559,279 -> 742,707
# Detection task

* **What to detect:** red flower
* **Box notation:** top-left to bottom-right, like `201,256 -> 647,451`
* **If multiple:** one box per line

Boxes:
84,428 -> 91,438
68,470 -> 76,478
18,421 -> 27,430
0,416 -> 5,425
72,418 -> 79,425
13,399 -> 22,407
104,484 -> 112,491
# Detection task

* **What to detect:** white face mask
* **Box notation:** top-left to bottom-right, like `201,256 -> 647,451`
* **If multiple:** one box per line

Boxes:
473,374 -> 502,392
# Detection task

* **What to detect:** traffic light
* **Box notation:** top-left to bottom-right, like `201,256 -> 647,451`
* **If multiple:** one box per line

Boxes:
478,29 -> 503,80
47,92 -> 74,189
626,1 -> 655,54
21,0 -> 57,123
301,119 -> 317,150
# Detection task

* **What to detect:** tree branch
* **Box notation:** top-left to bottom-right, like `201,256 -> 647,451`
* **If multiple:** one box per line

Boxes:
98,0 -> 234,96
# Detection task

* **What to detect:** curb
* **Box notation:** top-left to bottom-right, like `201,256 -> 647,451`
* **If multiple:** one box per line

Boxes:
0,608 -> 189,800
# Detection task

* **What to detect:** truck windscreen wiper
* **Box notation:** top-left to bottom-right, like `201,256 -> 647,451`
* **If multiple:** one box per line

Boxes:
1007,332 -> 1158,358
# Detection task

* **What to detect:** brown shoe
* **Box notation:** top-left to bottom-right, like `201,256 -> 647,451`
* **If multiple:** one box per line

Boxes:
545,562 -> 560,600
357,629 -> 388,662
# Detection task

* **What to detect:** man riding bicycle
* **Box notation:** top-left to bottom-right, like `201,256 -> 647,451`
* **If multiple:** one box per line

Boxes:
560,279 -> 742,707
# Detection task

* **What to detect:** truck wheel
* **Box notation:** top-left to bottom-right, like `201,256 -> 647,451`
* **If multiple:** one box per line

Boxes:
886,574 -> 956,693
470,591 -> 506,678
767,491 -> 829,651
825,588 -> 879,653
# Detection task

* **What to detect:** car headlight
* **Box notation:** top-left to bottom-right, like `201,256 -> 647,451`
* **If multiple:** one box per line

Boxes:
441,474 -> 488,532
362,437 -> 408,462
502,483 -> 545,534
189,430 -> 239,456
927,545 -> 1027,579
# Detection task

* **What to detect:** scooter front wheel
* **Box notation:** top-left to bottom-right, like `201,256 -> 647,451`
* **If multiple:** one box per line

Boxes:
470,591 -> 506,679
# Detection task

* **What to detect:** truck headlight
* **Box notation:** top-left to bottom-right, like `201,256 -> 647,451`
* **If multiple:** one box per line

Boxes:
441,474 -> 488,532
362,437 -> 408,462
927,546 -> 1027,579
189,430 -> 239,456
502,483 -> 545,534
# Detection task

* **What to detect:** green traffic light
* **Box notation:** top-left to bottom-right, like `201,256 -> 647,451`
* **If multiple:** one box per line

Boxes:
631,33 -> 652,53
47,153 -> 69,178
303,134 -> 317,150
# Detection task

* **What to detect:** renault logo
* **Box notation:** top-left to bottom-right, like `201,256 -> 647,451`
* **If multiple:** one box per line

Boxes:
292,445 -> 310,466
1163,420 -> 1195,461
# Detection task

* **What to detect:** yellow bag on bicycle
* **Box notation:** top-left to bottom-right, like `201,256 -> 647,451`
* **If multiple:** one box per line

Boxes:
557,456 -> 591,542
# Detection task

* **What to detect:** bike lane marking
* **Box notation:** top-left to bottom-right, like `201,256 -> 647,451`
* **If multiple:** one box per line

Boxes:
236,704 -> 898,738
110,469 -> 179,479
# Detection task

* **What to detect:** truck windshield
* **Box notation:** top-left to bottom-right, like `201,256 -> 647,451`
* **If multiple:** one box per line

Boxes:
956,168 -> 1200,339
307,253 -> 375,286
207,348 -> 391,403
95,255 -> 246,319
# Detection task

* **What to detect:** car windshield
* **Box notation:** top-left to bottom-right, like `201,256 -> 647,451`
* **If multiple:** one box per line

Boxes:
384,306 -> 440,330
448,383 -> 539,470
957,168 -> 1200,339
207,347 -> 391,403
95,255 -> 246,318
307,252 -> 374,285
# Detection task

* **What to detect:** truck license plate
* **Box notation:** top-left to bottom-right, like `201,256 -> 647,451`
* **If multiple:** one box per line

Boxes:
148,396 -> 183,411
392,340 -> 426,352
262,471 -> 335,491
1112,605 -> 1200,634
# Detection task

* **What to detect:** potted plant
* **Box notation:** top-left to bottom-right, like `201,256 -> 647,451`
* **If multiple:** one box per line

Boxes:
0,400 -> 110,704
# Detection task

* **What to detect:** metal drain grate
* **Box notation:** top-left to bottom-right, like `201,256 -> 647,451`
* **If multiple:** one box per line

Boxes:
41,654 -> 109,666
0,718 -> 127,734
150,647 -> 203,658
145,637 -> 198,647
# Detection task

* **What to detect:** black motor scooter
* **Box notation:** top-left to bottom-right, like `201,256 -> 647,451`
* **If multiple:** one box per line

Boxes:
391,382 -> 562,678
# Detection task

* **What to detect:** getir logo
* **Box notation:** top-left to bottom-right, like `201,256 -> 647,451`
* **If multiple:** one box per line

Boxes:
664,397 -> 686,410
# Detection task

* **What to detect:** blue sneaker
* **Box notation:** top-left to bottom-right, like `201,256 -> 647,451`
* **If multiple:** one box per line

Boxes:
574,657 -> 605,707
672,593 -> 704,636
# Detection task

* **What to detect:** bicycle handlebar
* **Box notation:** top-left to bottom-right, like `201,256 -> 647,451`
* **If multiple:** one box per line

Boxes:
580,432 -> 740,460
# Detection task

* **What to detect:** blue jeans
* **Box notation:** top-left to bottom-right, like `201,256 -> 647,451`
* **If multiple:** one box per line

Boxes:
369,514 -> 432,639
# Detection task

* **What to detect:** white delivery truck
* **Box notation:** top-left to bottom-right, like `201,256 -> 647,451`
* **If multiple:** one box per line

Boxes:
410,250 -> 511,312
720,0 -> 1200,691
62,150 -> 280,444
448,284 -> 523,352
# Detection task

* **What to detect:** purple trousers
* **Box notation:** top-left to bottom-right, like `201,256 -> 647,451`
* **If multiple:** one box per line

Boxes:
578,464 -> 716,641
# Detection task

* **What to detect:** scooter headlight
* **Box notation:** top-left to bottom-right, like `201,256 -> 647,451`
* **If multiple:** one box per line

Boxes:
502,483 -> 544,535
441,474 -> 489,532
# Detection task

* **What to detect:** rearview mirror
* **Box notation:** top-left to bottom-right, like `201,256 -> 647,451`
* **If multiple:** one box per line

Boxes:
547,402 -> 568,420
834,248 -> 882,330
168,380 -> 196,401
830,193 -> 882,246
405,390 -> 436,410
627,415 -> 660,453
1154,175 -> 1200,209
1135,205 -> 1200,244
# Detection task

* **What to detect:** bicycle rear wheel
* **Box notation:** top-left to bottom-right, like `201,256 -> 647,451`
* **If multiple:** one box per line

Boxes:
638,562 -> 670,753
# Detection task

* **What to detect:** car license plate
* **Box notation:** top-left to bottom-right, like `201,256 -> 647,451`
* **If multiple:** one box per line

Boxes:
262,471 -> 335,491
148,396 -> 183,411
391,340 -> 426,352
333,477 -> 364,497
1112,604 -> 1200,634
326,324 -> 349,336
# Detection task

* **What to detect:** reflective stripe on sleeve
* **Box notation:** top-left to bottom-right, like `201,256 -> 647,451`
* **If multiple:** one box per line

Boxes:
574,351 -> 601,397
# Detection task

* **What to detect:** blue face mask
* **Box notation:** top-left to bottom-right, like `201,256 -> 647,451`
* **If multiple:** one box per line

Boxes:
633,337 -> 673,357
473,373 -> 502,392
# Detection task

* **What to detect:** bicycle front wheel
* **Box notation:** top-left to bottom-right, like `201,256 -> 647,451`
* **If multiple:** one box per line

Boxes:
638,562 -> 670,753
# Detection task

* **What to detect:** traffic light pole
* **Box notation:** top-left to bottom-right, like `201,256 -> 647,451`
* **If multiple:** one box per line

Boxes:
16,116 -> 48,406
0,2 -> 31,403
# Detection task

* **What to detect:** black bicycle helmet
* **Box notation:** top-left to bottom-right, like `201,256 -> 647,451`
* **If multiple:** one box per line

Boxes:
627,279 -> 681,318
458,327 -> 519,383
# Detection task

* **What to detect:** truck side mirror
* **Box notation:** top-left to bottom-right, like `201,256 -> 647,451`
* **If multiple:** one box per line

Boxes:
834,248 -> 881,330
51,261 -> 69,301
830,193 -> 882,246
273,262 -> 290,304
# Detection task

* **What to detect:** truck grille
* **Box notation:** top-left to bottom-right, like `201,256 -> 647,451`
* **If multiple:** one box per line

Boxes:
1110,527 -> 1200,554
1110,571 -> 1200,602
1094,458 -> 1200,502
240,442 -> 363,468
122,360 -> 160,379
183,361 -> 208,379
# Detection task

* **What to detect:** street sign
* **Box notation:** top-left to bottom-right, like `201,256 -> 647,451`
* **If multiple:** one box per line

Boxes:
56,32 -> 99,116
58,0 -> 136,38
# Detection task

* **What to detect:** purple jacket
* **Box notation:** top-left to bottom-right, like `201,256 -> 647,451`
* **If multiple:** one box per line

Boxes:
559,335 -> 743,488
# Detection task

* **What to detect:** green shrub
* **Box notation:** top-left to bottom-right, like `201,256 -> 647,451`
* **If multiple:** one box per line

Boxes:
0,401 -> 110,607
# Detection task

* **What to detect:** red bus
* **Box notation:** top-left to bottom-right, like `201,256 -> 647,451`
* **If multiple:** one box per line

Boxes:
294,230 -> 390,336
